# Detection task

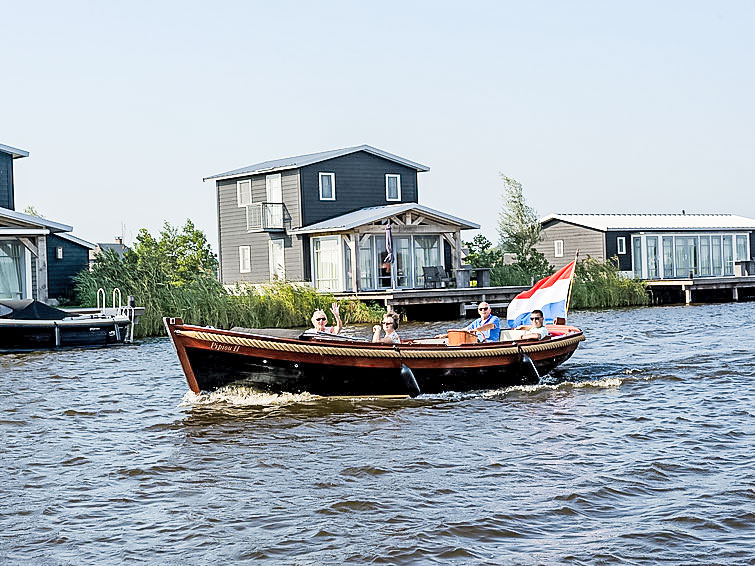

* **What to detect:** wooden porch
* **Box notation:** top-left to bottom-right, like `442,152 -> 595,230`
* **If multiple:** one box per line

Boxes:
646,275 -> 755,304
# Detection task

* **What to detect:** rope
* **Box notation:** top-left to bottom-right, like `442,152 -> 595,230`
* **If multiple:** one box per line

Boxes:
176,329 -> 585,360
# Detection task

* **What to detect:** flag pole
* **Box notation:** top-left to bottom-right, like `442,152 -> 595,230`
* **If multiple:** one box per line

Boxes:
564,250 -> 579,323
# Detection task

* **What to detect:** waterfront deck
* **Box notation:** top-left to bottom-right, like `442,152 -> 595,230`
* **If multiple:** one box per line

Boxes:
334,285 -> 528,318
646,275 -> 755,304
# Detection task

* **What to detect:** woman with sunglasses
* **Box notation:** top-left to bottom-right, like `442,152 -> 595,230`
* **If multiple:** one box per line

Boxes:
305,302 -> 343,335
372,312 -> 401,344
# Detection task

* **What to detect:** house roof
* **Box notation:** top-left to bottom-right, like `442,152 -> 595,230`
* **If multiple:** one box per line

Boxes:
0,206 -> 73,232
96,242 -> 129,258
540,213 -> 755,232
57,232 -> 96,250
0,143 -> 29,159
204,144 -> 430,181
290,203 -> 479,234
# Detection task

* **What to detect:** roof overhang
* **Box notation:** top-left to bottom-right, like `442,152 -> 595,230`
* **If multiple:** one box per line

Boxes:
0,143 -> 29,159
0,207 -> 73,233
57,232 -> 96,249
290,203 -> 479,235
540,213 -> 755,232
204,144 -> 430,182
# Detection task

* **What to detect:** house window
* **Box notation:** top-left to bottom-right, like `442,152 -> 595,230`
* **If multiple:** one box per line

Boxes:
385,174 -> 401,201
239,246 -> 251,273
632,236 -> 643,278
617,237 -> 626,255
319,173 -> 335,201
0,242 -> 25,299
56,247 -> 64,260
237,180 -> 252,207
646,236 -> 658,279
554,240 -> 564,258
736,234 -> 748,261
269,239 -> 285,281
266,173 -> 282,203
312,236 -> 341,291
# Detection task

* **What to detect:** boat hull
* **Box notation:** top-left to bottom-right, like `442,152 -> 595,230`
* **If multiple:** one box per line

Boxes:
165,318 -> 585,396
0,318 -> 132,351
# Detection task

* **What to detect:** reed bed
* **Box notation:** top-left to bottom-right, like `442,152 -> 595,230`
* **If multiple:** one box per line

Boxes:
570,257 -> 650,309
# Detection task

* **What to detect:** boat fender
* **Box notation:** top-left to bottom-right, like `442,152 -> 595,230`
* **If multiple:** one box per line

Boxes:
517,344 -> 540,382
400,363 -> 421,398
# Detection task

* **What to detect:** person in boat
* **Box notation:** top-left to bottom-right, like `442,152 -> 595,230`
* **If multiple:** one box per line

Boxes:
519,309 -> 550,340
305,302 -> 343,335
436,301 -> 501,342
372,312 -> 401,344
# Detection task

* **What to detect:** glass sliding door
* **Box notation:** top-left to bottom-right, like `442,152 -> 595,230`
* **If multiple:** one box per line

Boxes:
413,236 -> 441,287
376,236 -> 392,288
632,237 -> 643,278
0,242 -> 24,299
358,236 -> 374,290
711,235 -> 722,276
675,236 -> 697,277
723,236 -> 733,275
699,236 -> 711,276
662,237 -> 674,278
313,236 -> 340,291
394,236 -> 412,287
646,236 -> 659,279
343,239 -> 353,291
736,235 -> 748,261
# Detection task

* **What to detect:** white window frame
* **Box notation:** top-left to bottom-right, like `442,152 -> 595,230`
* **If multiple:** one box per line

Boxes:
237,180 -> 252,207
265,173 -> 282,203
319,172 -> 336,201
239,245 -> 251,273
617,237 -> 626,255
268,239 -> 285,281
385,174 -> 401,201
554,240 -> 564,258
310,235 -> 343,291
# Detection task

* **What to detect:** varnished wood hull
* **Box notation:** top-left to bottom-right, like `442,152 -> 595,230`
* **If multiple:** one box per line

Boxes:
164,317 -> 585,396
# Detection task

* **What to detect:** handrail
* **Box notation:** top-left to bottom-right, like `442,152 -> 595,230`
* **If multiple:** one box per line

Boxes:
96,288 -> 105,310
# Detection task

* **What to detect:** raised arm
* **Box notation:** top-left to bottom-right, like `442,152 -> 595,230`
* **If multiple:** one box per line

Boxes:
330,302 -> 343,334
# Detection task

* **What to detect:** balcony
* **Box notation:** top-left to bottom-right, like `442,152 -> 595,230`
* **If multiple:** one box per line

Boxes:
247,203 -> 284,232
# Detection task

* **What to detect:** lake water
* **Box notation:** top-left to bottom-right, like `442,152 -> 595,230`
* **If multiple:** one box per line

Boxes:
1,302 -> 754,565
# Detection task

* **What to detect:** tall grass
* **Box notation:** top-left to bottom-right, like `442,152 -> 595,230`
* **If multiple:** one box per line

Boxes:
570,257 -> 649,309
74,253 -> 385,338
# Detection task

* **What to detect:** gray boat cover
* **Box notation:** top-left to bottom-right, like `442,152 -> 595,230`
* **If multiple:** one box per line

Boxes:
0,299 -> 70,320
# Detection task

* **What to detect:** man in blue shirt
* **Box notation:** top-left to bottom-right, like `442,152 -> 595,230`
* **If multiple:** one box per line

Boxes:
464,302 -> 501,342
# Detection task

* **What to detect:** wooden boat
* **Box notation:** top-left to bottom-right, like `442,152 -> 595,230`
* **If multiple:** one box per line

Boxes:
164,317 -> 585,397
0,298 -> 137,352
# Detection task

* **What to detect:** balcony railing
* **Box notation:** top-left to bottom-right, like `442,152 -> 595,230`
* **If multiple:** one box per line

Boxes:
247,203 -> 284,231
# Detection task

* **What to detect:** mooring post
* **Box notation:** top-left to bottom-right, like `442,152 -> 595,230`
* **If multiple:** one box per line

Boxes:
733,286 -> 739,301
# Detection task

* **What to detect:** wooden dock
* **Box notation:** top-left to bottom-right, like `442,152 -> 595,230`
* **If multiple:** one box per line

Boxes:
646,275 -> 755,304
334,286 -> 528,318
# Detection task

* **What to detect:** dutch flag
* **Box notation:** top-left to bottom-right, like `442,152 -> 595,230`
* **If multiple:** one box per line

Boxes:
506,260 -> 577,328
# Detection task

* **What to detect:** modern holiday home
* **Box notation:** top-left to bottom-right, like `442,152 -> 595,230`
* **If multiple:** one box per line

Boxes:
0,143 -> 94,302
207,145 -> 478,291
536,213 -> 755,279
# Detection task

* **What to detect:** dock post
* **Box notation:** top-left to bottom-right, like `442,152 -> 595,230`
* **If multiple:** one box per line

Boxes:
459,302 -> 466,318
684,286 -> 692,305
733,287 -> 739,301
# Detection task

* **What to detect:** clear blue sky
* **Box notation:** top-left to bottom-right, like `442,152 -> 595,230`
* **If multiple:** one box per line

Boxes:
3,1 -> 754,249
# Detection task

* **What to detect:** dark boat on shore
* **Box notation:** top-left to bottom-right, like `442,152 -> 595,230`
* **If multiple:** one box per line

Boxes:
164,317 -> 585,397
0,299 -> 136,352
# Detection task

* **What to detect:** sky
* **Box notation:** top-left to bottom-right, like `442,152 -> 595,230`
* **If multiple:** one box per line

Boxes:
2,1 -> 754,250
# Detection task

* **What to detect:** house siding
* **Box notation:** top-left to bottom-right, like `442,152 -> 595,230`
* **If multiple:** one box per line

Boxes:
605,231 -> 633,270
46,234 -> 90,300
537,220 -> 605,267
299,151 -> 418,226
217,170 -> 305,284
0,152 -> 14,210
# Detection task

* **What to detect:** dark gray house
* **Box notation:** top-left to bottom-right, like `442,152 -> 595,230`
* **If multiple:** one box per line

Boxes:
0,143 -> 94,302
206,145 -> 478,291
537,213 -> 755,279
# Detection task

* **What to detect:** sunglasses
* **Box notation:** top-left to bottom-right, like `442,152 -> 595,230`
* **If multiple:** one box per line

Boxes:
382,321 -> 394,325
315,317 -> 327,321
530,316 -> 542,321
478,307 -> 489,311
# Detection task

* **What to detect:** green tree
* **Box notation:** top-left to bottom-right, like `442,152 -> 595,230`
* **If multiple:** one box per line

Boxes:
497,175 -> 551,281
464,234 -> 503,269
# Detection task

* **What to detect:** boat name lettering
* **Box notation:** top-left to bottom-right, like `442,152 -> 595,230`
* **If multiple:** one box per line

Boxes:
210,341 -> 240,353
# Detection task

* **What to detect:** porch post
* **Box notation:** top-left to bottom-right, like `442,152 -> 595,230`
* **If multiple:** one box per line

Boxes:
36,235 -> 49,303
454,230 -> 462,269
350,232 -> 358,292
